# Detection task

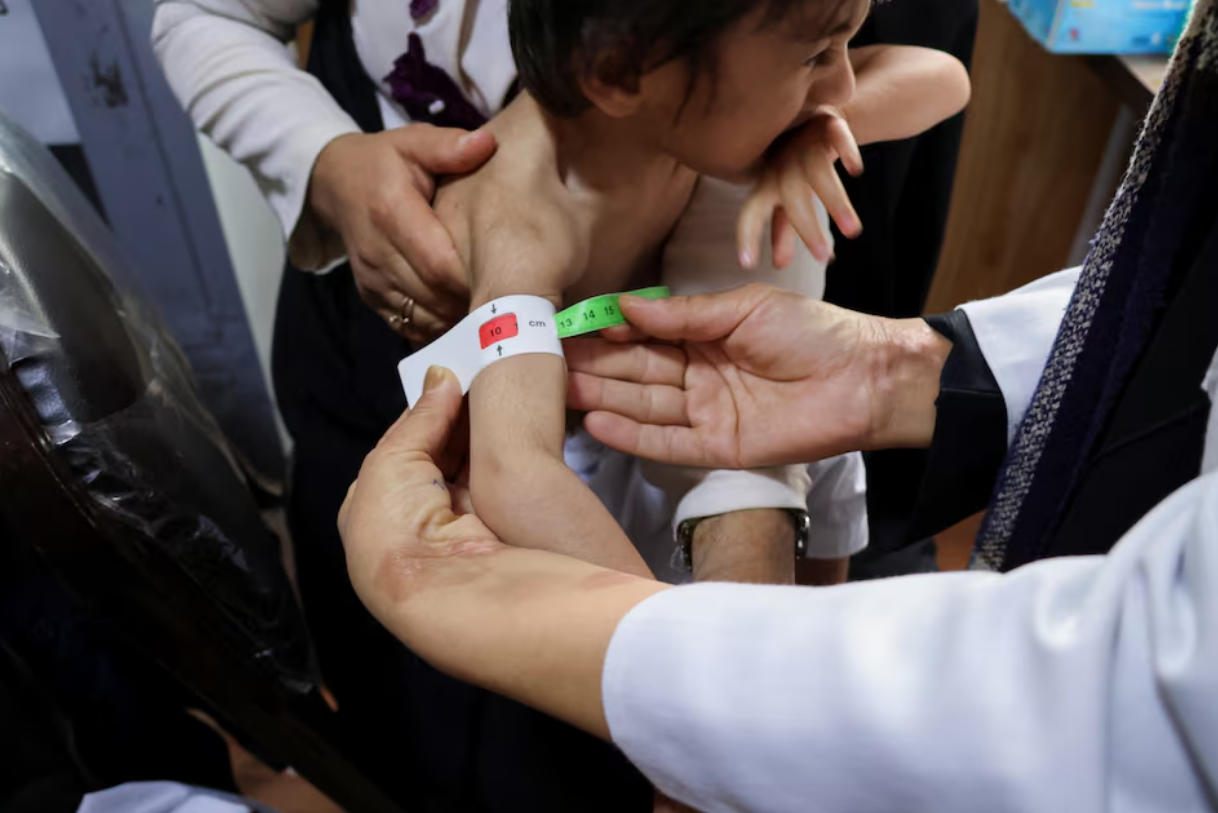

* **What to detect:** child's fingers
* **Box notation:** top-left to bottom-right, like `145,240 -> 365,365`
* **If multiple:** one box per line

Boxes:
802,154 -> 861,239
829,117 -> 864,177
737,184 -> 780,269
778,171 -> 831,262
771,209 -> 798,269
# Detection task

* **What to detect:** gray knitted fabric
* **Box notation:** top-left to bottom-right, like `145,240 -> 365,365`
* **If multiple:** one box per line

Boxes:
972,0 -> 1217,571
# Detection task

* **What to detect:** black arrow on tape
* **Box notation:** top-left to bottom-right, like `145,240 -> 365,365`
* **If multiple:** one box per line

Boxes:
491,304 -> 497,314
497,345 -> 503,357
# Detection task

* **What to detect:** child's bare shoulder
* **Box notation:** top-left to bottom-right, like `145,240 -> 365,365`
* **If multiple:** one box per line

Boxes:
436,121 -> 586,301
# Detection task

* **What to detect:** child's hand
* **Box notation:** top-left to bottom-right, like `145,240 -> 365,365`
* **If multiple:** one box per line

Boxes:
737,106 -> 864,269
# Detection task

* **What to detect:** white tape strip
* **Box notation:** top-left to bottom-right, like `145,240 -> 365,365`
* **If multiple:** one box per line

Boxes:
398,295 -> 563,406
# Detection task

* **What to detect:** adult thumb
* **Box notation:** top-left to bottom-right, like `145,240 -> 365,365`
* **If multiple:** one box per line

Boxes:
380,366 -> 464,459
619,284 -> 774,343
396,124 -> 498,175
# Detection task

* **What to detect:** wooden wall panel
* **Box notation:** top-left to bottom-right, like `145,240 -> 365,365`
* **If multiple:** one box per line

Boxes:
925,0 -> 1121,313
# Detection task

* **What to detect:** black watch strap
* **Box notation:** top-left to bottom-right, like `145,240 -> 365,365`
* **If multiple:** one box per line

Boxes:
909,310 -> 1009,540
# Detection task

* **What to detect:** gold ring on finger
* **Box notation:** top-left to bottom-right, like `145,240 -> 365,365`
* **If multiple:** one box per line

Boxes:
399,295 -> 417,328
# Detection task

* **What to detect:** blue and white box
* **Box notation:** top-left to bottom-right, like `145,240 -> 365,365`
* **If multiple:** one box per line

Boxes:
1007,0 -> 1191,53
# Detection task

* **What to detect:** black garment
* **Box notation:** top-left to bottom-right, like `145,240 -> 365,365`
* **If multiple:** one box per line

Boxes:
0,638 -> 88,813
982,44 -> 1218,571
829,0 -> 981,580
914,209 -> 1218,563
271,3 -> 650,810
923,23 -> 1218,570
0,537 -> 237,811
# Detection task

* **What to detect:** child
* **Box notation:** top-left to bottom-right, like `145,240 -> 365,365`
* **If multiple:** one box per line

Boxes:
434,0 -> 971,580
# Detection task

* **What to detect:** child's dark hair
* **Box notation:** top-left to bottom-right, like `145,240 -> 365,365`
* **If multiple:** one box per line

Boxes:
509,0 -> 828,117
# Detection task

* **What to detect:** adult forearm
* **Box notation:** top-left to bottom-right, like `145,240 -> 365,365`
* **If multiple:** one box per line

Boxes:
363,543 -> 667,740
692,509 -> 796,584
152,1 -> 358,244
865,316 -> 953,451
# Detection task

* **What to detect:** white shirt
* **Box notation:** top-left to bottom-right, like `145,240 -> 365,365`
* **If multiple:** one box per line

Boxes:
604,269 -> 1218,813
76,781 -> 276,813
150,0 -> 866,561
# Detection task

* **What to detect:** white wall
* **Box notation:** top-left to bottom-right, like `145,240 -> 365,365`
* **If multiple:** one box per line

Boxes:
0,0 -> 78,143
196,134 -> 292,451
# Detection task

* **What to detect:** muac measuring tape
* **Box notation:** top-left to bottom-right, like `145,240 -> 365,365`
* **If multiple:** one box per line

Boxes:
398,286 -> 669,406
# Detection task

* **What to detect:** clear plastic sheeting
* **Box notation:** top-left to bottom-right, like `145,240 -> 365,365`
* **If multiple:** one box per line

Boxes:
0,108 -> 317,695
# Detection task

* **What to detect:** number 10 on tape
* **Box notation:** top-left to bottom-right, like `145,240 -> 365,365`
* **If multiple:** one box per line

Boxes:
479,314 -> 519,348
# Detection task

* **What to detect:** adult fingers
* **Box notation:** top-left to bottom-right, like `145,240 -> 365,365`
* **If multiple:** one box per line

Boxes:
616,284 -> 775,344
375,367 -> 465,465
379,191 -> 470,321
583,412 -> 708,467
564,338 -> 687,385
567,372 -> 690,426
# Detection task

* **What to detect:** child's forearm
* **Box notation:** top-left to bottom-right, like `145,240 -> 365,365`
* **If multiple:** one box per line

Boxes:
469,355 -> 653,579
844,45 -> 971,147
475,448 -> 653,577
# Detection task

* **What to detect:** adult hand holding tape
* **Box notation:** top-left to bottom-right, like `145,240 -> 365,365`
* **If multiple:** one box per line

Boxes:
398,286 -> 670,405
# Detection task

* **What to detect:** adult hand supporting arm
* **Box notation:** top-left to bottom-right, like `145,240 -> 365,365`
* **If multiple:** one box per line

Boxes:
152,0 -> 496,338
342,369 -> 1218,813
339,368 -> 667,738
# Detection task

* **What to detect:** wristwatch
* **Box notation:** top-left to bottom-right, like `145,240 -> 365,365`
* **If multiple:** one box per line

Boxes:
677,509 -> 811,571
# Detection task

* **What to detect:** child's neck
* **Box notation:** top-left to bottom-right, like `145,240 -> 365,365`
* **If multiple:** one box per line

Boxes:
544,103 -> 684,197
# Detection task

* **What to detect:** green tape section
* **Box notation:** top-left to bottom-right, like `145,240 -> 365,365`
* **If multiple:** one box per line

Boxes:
555,286 -> 670,339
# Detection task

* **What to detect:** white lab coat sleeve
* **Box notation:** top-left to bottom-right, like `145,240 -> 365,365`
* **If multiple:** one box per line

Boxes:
603,469 -> 1218,813
958,268 -> 1080,446
151,0 -> 359,270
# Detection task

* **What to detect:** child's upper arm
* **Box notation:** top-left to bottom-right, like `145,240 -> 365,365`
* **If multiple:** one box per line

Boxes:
467,188 -> 586,307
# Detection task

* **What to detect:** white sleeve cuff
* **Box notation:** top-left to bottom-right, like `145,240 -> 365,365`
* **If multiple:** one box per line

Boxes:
804,453 -> 869,559
958,268 -> 1079,445
640,463 -> 812,528
639,457 -> 868,559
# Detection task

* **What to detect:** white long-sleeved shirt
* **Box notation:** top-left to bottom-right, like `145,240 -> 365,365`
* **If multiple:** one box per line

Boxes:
151,0 -> 866,560
604,269 -> 1218,813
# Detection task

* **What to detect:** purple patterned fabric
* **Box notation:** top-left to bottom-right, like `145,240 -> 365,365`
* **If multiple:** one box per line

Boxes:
410,0 -> 439,21
384,33 -> 487,130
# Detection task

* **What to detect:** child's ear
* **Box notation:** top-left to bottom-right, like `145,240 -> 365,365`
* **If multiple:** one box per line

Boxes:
578,55 -> 644,118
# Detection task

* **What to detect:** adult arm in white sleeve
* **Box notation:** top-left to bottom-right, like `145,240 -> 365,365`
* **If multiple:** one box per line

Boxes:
604,466 -> 1218,813
342,362 -> 1216,813
151,0 -> 359,265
